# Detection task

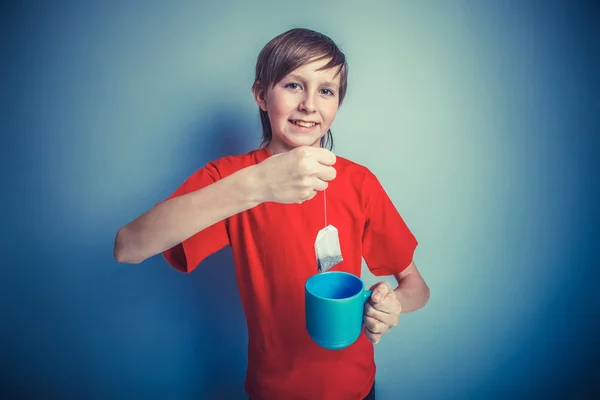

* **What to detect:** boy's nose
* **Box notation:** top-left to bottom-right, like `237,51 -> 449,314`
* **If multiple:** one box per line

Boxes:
299,94 -> 317,113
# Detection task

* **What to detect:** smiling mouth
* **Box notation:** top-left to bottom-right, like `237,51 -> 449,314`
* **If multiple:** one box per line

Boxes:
289,119 -> 319,128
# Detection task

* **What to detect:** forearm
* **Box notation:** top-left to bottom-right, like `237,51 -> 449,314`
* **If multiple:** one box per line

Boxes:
114,165 -> 262,264
393,274 -> 430,313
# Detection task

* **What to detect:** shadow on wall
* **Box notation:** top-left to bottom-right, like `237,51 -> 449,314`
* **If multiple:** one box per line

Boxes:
1,101 -> 262,399
190,104 -> 262,163
173,104 -> 261,399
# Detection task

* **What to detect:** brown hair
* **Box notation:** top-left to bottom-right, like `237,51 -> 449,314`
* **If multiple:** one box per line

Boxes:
252,28 -> 348,150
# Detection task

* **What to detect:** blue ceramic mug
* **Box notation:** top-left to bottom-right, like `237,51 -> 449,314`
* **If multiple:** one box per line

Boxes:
305,271 -> 373,350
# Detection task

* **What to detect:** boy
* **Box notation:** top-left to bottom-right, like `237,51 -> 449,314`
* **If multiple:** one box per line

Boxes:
114,28 -> 430,399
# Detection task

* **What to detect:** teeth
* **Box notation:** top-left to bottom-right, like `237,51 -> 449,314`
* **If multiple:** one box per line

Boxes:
292,120 -> 317,128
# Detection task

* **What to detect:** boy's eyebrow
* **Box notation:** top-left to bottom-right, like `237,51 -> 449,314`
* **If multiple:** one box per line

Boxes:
287,74 -> 340,89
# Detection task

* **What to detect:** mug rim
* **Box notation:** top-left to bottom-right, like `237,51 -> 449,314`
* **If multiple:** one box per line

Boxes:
305,271 -> 365,302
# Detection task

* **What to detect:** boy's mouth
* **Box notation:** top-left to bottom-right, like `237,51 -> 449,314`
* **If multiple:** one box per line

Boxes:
289,119 -> 319,128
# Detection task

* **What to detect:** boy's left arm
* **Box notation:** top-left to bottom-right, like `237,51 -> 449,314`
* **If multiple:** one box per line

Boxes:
363,260 -> 430,344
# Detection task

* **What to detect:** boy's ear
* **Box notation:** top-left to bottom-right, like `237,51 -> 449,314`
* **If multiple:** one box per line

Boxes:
252,82 -> 268,112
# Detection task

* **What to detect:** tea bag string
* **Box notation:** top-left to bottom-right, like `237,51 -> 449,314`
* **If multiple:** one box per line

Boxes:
324,189 -> 327,227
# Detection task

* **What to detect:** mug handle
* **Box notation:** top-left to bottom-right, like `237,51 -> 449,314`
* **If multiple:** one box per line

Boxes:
361,289 -> 373,327
363,289 -> 373,303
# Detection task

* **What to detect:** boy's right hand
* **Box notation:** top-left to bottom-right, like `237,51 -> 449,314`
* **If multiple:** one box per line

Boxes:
254,146 -> 337,204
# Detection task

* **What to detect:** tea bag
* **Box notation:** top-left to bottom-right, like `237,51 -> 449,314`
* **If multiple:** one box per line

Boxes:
315,190 -> 343,272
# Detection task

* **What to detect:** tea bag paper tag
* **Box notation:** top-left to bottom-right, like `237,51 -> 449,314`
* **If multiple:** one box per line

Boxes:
315,224 -> 343,272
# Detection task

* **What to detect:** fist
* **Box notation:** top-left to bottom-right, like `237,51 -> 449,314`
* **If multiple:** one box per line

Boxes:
256,146 -> 337,204
363,281 -> 402,344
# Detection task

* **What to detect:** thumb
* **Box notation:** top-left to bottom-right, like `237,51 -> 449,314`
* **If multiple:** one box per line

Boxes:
369,281 -> 390,303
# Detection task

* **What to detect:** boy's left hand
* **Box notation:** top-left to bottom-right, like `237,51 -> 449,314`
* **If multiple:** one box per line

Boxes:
363,281 -> 402,344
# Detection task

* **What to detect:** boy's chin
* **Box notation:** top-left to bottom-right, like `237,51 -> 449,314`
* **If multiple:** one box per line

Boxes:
285,133 -> 323,148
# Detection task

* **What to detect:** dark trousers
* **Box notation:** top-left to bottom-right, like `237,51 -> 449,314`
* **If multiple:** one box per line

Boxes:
363,380 -> 376,400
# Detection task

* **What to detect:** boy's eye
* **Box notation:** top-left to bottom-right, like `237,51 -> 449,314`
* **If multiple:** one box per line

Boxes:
320,89 -> 334,96
286,83 -> 301,90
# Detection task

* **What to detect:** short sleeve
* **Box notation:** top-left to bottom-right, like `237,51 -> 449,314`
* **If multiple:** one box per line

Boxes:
362,170 -> 418,276
160,162 -> 230,273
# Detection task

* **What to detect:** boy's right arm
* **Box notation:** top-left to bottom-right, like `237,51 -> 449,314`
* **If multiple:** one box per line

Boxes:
113,165 -> 261,264
113,146 -> 337,264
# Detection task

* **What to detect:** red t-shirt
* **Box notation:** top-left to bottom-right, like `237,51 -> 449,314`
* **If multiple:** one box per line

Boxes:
162,146 -> 418,399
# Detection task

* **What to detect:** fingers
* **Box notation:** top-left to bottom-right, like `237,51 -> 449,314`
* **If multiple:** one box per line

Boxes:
314,165 -> 337,182
298,189 -> 318,203
363,316 -> 389,344
305,191 -> 318,201
369,282 -> 401,311
294,146 -> 336,181
364,315 -> 392,334
369,295 -> 401,314
311,147 -> 337,166
288,146 -> 337,204
312,176 -> 329,191
363,295 -> 399,345
364,301 -> 399,327
364,326 -> 381,344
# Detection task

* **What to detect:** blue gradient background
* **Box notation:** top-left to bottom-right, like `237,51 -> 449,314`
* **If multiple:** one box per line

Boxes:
2,1 -> 599,399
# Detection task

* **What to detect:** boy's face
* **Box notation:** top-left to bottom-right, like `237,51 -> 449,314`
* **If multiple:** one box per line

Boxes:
255,57 -> 341,154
